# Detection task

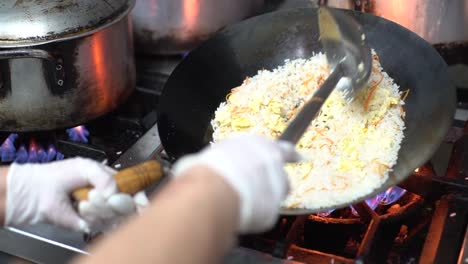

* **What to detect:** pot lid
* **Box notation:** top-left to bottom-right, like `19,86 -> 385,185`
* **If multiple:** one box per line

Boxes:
0,0 -> 135,48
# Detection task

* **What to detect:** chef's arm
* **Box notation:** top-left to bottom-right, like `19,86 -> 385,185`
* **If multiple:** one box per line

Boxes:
75,166 -> 240,264
75,135 -> 299,264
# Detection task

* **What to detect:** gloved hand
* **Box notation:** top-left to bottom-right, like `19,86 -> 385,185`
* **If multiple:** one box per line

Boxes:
5,157 -> 147,233
172,134 -> 300,234
78,185 -> 149,232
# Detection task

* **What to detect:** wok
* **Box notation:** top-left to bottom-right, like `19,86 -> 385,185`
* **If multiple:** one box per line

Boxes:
156,8 -> 456,215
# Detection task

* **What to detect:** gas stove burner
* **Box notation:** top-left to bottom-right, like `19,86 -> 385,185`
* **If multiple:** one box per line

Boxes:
313,185 -> 411,219
239,119 -> 468,263
0,80 -> 161,167
0,132 -> 65,164
310,191 -> 423,224
0,124 -> 93,164
255,182 -> 425,263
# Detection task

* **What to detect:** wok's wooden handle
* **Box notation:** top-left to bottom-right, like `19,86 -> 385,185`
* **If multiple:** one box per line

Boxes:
71,160 -> 164,201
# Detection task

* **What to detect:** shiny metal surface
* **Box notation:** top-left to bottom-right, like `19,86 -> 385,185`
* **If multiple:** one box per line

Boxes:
131,0 -> 265,54
318,7 -> 371,99
457,224 -> 468,264
279,65 -> 344,144
323,0 -> 468,44
0,16 -> 135,131
0,226 -> 300,264
112,123 -> 162,169
0,0 -> 135,48
280,7 -> 372,143
0,225 -> 86,263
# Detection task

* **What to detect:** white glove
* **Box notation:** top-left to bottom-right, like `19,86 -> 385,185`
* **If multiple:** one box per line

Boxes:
5,157 -> 147,233
172,135 -> 300,234
78,187 -> 148,232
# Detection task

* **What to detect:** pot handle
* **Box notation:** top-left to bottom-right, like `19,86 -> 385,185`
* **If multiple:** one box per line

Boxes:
0,49 -> 57,61
0,48 -> 65,89
71,160 -> 166,201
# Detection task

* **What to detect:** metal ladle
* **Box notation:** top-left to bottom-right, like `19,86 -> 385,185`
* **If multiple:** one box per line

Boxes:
279,7 -> 372,144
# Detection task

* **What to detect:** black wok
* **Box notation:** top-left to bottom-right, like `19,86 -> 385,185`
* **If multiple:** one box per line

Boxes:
156,8 -> 456,214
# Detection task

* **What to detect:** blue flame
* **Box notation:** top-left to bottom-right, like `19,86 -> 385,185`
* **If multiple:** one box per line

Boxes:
46,145 -> 57,161
15,145 -> 28,163
66,125 -> 90,143
56,152 -> 64,160
380,186 -> 407,205
351,193 -> 385,216
37,146 -> 47,163
350,187 -> 406,216
0,135 -> 64,164
366,193 -> 385,210
350,205 -> 358,216
0,134 -> 18,162
27,141 -> 38,163
316,209 -> 335,217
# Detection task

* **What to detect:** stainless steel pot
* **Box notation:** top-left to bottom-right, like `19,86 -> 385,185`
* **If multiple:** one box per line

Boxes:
131,0 -> 265,54
322,0 -> 468,45
0,0 -> 136,131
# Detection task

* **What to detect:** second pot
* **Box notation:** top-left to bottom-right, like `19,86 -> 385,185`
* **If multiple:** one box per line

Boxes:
131,0 -> 265,55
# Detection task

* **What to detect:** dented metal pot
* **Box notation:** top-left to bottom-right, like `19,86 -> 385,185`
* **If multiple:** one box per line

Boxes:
131,0 -> 265,55
0,0 -> 136,131
322,0 -> 468,45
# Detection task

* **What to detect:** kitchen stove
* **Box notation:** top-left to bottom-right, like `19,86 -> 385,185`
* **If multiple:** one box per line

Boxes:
237,139 -> 467,264
0,49 -> 465,264
229,38 -> 468,263
0,54 -> 169,167
0,9 -> 468,264
0,54 -> 179,264
229,40 -> 468,263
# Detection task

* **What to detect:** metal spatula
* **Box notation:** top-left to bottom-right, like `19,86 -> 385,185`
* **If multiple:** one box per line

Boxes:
279,7 -> 372,144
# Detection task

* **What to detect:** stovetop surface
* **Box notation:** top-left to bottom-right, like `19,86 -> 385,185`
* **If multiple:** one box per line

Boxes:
1,45 -> 468,264
0,54 -> 181,167
1,1 -> 468,263
0,55 -> 182,264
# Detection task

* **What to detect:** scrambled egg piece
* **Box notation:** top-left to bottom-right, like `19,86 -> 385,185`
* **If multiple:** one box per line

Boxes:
231,116 -> 252,129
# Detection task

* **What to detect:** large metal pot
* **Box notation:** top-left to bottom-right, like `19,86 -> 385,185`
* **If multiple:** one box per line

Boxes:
322,0 -> 468,45
131,0 -> 265,54
0,0 -> 136,132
